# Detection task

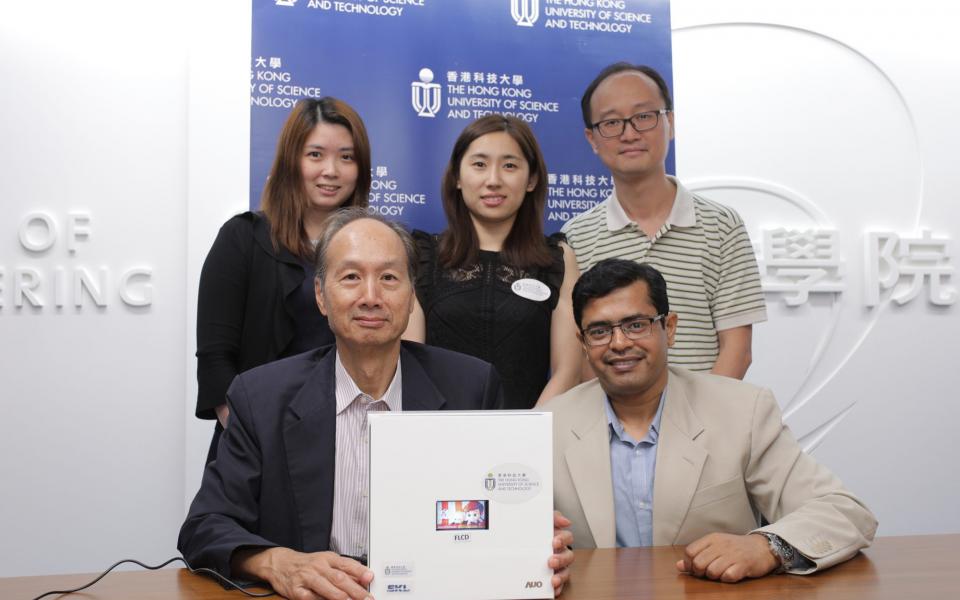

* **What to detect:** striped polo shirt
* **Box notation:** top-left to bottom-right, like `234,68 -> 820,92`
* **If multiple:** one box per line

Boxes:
561,176 -> 767,371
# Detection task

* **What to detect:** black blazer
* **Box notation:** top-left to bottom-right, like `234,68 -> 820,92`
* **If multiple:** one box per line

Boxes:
195,212 -> 312,419
178,342 -> 503,577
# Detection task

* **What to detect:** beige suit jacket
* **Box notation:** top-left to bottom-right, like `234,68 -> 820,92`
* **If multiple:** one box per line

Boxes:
548,367 -> 877,573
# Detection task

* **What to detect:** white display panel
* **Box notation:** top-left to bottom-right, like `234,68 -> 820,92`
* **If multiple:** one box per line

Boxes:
368,411 -> 554,600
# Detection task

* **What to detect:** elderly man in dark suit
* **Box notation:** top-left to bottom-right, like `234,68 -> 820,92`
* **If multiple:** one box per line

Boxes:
180,209 -> 573,600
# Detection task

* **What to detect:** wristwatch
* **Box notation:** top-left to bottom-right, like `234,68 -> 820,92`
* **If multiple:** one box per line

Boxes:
758,532 -> 795,573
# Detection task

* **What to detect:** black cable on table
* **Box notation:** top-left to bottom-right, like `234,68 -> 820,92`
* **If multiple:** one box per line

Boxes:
30,556 -> 276,599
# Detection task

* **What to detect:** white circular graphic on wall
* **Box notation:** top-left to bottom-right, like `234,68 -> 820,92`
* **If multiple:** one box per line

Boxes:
674,22 -> 924,451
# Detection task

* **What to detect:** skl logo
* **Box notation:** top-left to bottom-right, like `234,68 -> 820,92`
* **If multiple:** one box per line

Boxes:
511,0 -> 539,27
525,580 -> 544,588
386,583 -> 411,593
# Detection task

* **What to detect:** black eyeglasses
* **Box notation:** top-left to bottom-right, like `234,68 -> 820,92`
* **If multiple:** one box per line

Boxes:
591,109 -> 671,138
581,315 -> 666,346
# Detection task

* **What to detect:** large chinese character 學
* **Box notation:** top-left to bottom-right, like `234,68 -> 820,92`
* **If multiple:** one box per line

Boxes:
269,57 -> 282,69
375,165 -> 388,178
759,229 -> 844,306
864,230 -> 957,306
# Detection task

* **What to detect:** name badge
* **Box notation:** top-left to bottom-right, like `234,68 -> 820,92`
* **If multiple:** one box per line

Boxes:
511,278 -> 551,302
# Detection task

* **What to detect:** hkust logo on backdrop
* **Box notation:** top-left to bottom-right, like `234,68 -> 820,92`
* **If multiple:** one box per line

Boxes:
512,0 -> 539,26
516,0 -> 654,34
411,68 -> 442,118
411,67 -> 561,123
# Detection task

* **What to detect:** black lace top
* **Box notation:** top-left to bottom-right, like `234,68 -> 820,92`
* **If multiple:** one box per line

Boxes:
412,231 -> 566,409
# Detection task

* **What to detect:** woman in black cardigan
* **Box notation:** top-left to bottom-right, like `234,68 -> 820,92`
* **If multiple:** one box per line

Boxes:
195,97 -> 371,459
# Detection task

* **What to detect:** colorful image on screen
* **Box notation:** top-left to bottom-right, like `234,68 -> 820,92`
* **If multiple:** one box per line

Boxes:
436,500 -> 489,531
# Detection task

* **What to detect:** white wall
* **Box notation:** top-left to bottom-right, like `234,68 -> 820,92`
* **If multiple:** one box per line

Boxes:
0,0 -> 955,577
0,0 -> 190,577
672,0 -> 960,536
0,0 -> 248,578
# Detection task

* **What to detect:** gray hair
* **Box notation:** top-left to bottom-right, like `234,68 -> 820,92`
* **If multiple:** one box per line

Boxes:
313,207 -> 418,289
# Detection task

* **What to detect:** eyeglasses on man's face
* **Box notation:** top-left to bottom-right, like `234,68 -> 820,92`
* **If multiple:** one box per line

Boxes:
591,109 -> 671,138
580,314 -> 666,347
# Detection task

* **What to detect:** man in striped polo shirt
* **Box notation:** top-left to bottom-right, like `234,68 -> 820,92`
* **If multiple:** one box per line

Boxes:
562,63 -> 766,378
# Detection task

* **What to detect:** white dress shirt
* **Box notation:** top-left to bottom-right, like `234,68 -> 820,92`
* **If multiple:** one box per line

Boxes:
328,352 -> 402,560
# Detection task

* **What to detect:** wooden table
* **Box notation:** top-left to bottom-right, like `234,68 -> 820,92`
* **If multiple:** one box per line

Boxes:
563,534 -> 954,599
2,535 -> 955,599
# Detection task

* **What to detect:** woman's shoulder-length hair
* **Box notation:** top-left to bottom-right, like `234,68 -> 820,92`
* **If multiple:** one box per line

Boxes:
260,97 -> 371,258
438,114 -> 551,270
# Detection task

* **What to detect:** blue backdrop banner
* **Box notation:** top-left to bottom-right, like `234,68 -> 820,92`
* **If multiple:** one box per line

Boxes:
251,0 -> 673,233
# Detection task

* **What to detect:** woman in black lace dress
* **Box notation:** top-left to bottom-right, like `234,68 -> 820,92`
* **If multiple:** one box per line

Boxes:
405,115 -> 581,409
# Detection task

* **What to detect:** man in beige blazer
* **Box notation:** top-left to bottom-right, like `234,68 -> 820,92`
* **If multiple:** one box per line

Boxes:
548,258 -> 877,582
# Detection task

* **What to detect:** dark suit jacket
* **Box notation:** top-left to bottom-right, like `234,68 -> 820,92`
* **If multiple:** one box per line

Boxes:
178,342 -> 502,577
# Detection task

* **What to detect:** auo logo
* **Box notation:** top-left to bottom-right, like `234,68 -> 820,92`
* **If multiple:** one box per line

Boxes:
411,68 -> 441,118
511,0 -> 539,27
524,580 -> 544,588
386,583 -> 412,593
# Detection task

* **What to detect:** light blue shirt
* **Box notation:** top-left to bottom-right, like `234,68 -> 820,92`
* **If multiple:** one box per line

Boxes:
605,391 -> 665,547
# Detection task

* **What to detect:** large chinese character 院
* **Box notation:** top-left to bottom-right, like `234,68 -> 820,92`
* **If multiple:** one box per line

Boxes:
864,230 -> 957,306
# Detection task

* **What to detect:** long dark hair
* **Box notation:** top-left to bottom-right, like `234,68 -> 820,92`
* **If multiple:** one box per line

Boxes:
260,97 -> 371,258
438,115 -> 552,269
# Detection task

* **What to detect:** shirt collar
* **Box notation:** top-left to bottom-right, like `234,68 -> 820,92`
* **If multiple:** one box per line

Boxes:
334,350 -> 403,414
604,387 -> 666,445
605,175 -> 696,231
